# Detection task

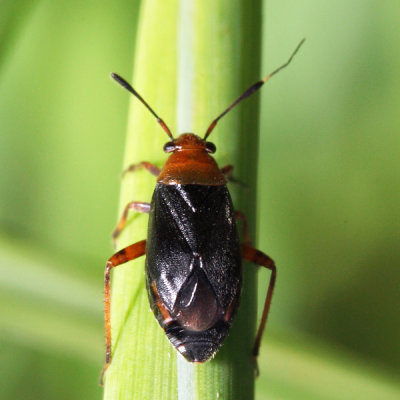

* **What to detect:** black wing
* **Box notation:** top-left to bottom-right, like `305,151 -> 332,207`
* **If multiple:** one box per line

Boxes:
146,183 -> 242,313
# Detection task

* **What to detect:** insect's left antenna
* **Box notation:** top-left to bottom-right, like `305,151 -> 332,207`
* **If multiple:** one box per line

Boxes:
204,38 -> 305,140
111,73 -> 174,140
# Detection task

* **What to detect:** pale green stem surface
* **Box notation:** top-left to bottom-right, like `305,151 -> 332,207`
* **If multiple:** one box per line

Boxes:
103,0 -> 262,399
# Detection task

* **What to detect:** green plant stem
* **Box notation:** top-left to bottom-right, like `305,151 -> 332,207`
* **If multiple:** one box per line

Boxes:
103,0 -> 262,398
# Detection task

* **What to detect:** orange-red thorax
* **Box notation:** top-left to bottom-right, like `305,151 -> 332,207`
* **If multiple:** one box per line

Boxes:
157,133 -> 226,186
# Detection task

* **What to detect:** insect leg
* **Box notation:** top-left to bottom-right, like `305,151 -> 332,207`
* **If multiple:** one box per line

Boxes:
220,164 -> 234,179
234,211 -> 251,245
241,243 -> 277,371
101,239 -> 146,385
220,164 -> 248,188
122,161 -> 160,178
112,201 -> 151,244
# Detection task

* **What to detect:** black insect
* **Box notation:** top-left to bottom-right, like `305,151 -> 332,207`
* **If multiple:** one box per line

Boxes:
101,39 -> 304,383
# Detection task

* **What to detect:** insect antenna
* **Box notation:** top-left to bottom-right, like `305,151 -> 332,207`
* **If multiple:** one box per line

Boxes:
204,38 -> 305,140
111,72 -> 174,140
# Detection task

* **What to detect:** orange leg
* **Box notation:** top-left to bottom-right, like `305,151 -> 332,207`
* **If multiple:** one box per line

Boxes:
234,210 -> 251,245
122,161 -> 160,178
220,164 -> 248,188
114,161 -> 156,244
100,240 -> 146,385
220,164 -> 234,179
241,243 -> 277,372
112,202 -> 150,244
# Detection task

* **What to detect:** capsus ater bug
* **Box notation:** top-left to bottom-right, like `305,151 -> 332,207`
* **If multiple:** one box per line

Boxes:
101,39 -> 305,383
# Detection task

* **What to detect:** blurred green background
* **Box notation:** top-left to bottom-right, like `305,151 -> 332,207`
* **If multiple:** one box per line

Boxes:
1,1 -> 399,399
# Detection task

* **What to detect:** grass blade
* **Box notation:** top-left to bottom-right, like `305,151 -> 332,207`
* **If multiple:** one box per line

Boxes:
103,0 -> 262,398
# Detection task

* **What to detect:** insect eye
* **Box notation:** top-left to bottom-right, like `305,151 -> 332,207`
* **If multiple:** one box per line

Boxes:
205,142 -> 216,153
163,142 -> 175,153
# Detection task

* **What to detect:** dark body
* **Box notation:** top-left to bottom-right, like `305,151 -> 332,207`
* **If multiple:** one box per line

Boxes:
146,183 -> 242,362
102,55 -> 304,379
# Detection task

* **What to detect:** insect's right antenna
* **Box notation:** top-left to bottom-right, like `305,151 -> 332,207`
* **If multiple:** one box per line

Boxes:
111,73 -> 174,140
204,38 -> 305,140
